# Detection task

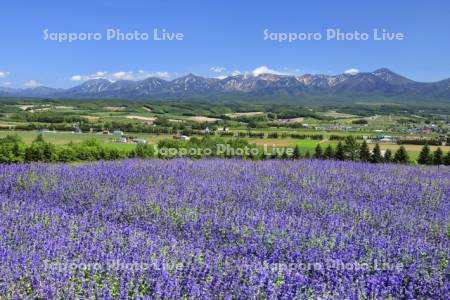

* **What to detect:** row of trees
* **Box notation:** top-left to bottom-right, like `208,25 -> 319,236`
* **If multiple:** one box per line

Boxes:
292,136 -> 411,164
1,134 -> 449,165
295,136 -> 450,165
417,144 -> 448,165
0,134 -> 156,163
398,139 -> 442,146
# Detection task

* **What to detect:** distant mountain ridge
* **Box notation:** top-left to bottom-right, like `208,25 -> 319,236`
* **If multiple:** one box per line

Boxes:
1,68 -> 450,102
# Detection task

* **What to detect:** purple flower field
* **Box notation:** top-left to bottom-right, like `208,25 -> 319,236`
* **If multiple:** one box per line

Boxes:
0,159 -> 449,299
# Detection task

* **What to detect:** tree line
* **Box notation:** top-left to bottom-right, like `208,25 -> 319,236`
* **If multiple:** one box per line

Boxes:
302,136 -> 450,165
0,134 -> 449,165
288,136 -> 412,164
0,134 -> 154,163
417,143 -> 448,165
295,136 -> 449,165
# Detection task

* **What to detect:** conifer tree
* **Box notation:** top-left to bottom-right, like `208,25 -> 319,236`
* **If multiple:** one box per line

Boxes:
323,145 -> 334,159
393,146 -> 409,164
444,151 -> 450,165
344,136 -> 359,161
335,142 -> 345,160
432,147 -> 443,165
304,150 -> 311,159
359,140 -> 371,162
259,151 -> 267,160
292,145 -> 301,159
371,143 -> 383,163
248,151 -> 254,160
418,144 -> 432,165
313,144 -> 323,159
384,149 -> 393,163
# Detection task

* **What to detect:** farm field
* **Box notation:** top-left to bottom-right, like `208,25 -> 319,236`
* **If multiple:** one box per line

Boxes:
1,130 -> 449,161
230,127 -> 432,137
0,130 -> 172,145
0,159 -> 448,298
0,99 -> 447,163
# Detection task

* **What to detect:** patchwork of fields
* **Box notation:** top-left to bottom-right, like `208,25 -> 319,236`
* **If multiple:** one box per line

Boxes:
0,159 -> 448,298
1,130 -> 448,160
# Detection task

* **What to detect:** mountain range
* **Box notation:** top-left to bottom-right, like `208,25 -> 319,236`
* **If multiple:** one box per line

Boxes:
1,68 -> 449,103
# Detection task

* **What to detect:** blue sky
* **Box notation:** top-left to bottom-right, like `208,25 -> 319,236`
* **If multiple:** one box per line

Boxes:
0,0 -> 449,88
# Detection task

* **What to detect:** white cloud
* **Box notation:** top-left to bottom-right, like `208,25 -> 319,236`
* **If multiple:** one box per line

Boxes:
93,71 -> 107,77
1,81 -> 11,86
71,75 -> 83,81
215,66 -> 294,79
70,70 -> 170,82
24,80 -> 42,88
112,71 -> 133,80
252,66 -> 285,76
217,66 -> 302,78
344,68 -> 359,75
0,71 -> 10,78
136,70 -> 170,80
210,66 -> 225,73
214,70 -> 243,79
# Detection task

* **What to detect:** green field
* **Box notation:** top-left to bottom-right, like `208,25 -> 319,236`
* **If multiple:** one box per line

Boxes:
0,98 -> 447,163
0,131 -> 171,149
1,130 -> 446,161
